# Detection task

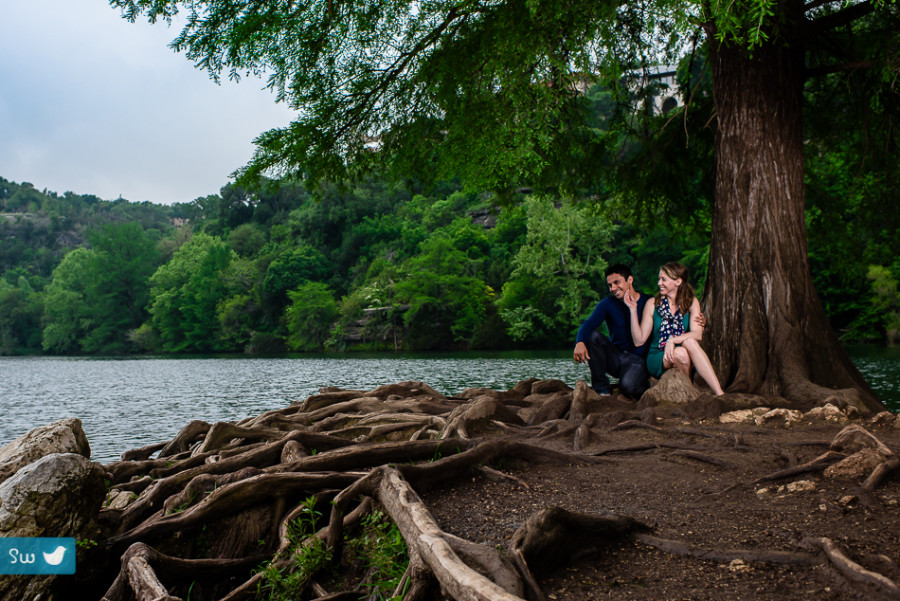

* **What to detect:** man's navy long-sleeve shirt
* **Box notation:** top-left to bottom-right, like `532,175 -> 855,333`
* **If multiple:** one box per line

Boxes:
575,294 -> 652,358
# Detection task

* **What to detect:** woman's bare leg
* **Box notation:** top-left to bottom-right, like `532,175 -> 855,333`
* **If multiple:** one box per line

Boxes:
670,347 -> 692,379
681,339 -> 724,395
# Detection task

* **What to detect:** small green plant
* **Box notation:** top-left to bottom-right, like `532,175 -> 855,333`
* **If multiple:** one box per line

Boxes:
257,540 -> 332,600
429,444 -> 443,462
286,496 -> 321,546
170,489 -> 200,514
194,525 -> 211,558
256,496 -> 332,601
349,510 -> 410,601
76,539 -> 98,549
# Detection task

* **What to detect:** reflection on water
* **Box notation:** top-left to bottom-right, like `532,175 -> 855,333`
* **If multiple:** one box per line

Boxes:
0,348 -> 897,463
846,344 -> 900,412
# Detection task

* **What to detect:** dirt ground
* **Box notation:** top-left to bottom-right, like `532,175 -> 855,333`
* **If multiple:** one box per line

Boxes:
420,404 -> 900,601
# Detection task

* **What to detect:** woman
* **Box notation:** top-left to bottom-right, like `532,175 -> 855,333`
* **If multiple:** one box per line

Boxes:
624,262 -> 724,396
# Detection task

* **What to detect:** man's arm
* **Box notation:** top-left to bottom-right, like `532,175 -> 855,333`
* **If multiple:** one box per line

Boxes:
573,301 -> 607,362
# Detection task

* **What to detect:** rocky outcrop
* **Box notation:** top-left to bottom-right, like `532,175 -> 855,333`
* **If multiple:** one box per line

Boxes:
0,453 -> 106,601
0,418 -> 91,485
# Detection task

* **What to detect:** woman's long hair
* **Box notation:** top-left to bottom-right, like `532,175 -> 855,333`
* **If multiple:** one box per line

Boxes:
655,262 -> 695,314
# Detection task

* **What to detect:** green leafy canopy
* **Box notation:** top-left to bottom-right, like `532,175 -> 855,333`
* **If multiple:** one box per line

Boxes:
110,0 -> 704,192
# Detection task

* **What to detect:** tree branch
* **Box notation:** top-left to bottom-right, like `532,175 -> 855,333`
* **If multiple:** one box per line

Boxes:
805,60 -> 876,78
806,1 -> 876,35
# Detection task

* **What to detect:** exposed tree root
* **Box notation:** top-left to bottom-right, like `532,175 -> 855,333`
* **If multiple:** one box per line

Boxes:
635,534 -> 818,566
668,449 -> 738,469
864,456 -> 900,492
510,506 -> 649,576
805,537 -> 900,599
367,467 -> 527,601
193,422 -> 286,455
109,471 -> 362,550
752,450 -> 847,484
83,379 -> 899,601
158,420 -> 212,457
101,542 -> 262,601
218,495 -> 373,601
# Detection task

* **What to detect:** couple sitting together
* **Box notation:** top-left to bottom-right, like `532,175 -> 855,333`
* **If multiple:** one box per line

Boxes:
573,262 -> 725,399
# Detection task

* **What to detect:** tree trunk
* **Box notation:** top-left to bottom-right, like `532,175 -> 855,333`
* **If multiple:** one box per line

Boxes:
704,8 -> 882,413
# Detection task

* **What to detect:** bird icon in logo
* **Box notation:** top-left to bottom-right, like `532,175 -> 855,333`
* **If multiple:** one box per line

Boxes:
42,546 -> 67,566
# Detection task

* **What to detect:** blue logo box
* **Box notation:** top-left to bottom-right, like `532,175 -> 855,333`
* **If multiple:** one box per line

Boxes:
0,538 -> 76,575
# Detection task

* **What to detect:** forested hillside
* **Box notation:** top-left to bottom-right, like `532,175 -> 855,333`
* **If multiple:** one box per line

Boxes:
0,165 -> 895,356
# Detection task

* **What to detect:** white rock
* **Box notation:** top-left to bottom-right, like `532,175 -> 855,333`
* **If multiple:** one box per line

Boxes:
106,489 -> 136,510
786,480 -> 817,493
806,403 -> 847,422
719,408 -> 771,424
755,409 -> 803,426
725,559 -> 753,573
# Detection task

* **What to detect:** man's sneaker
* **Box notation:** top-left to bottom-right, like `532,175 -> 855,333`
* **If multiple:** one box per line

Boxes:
593,386 -> 611,396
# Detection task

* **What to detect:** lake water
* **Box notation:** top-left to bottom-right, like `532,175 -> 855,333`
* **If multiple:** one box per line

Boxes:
1,347 -> 898,463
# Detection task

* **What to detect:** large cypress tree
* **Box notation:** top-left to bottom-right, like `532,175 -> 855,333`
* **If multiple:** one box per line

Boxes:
114,0 -> 899,410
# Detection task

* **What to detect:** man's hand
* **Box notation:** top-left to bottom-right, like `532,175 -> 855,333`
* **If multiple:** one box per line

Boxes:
696,311 -> 707,329
574,341 -> 590,363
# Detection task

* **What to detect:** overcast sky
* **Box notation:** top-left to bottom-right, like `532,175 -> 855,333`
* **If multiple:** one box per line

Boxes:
0,0 -> 295,205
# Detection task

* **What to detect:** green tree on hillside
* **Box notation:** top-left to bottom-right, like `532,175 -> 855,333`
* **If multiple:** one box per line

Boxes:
148,232 -> 235,352
498,197 -> 613,345
0,277 -> 42,354
83,223 -> 159,352
42,248 -> 97,353
41,223 -> 159,354
394,234 -> 492,349
284,281 -> 339,352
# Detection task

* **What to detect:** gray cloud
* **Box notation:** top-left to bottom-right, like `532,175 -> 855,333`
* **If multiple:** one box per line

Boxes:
0,1 -> 294,204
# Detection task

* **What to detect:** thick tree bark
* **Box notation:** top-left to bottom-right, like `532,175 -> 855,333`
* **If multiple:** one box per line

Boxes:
704,4 -> 882,413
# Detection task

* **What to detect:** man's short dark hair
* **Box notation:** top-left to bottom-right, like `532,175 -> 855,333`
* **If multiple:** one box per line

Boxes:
605,263 -> 632,279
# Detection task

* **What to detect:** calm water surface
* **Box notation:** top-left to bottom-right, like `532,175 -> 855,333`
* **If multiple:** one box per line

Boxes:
1,348 -> 897,463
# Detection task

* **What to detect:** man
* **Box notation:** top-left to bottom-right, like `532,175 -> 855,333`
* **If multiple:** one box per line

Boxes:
573,264 -> 651,398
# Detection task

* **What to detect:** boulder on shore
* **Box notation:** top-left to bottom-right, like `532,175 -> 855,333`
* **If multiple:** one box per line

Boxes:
0,418 -> 91,485
0,453 -> 106,601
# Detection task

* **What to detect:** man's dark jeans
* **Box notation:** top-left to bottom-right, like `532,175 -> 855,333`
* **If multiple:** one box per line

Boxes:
585,330 -> 649,398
